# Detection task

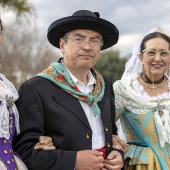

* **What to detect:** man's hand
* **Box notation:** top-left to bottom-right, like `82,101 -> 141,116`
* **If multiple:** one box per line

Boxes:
34,136 -> 56,150
103,150 -> 123,170
75,150 -> 104,170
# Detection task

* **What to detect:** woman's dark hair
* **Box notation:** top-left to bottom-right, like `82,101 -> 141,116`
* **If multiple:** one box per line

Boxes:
0,18 -> 2,31
140,32 -> 170,52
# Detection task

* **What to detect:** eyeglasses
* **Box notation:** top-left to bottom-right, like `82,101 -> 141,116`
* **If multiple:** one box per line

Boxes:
65,37 -> 103,50
142,49 -> 170,59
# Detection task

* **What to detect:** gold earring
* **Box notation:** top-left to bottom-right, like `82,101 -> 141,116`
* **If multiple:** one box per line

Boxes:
0,53 -> 2,63
142,64 -> 145,75
167,67 -> 170,77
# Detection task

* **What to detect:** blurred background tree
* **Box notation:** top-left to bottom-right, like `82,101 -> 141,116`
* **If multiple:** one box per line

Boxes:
1,22 -> 58,89
0,0 -> 59,90
94,50 -> 128,83
0,0 -> 33,15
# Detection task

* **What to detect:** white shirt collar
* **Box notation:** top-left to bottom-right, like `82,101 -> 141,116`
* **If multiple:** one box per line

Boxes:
61,60 -> 96,86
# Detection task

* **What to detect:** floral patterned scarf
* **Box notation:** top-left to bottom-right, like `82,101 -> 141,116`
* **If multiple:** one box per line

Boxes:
37,62 -> 105,117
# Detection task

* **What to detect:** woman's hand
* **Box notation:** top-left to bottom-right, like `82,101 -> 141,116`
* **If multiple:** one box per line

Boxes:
34,136 -> 56,150
112,135 -> 129,151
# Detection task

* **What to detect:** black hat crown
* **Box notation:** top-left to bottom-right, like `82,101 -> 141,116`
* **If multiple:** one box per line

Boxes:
47,10 -> 119,50
72,10 -> 99,17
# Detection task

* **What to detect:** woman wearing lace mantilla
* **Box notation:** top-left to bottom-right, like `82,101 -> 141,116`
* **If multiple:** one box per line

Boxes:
0,18 -> 55,170
113,27 -> 170,170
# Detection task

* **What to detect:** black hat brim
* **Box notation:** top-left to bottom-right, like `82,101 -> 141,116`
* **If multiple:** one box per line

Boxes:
47,16 -> 119,50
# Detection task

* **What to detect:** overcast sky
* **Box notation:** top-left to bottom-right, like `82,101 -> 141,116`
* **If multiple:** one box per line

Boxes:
4,0 -> 170,56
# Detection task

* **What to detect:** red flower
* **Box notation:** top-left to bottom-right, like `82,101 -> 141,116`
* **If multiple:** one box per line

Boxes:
57,75 -> 65,81
81,95 -> 87,100
74,86 -> 80,91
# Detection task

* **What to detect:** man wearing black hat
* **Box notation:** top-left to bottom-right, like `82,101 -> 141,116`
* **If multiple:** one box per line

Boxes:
13,10 -> 124,170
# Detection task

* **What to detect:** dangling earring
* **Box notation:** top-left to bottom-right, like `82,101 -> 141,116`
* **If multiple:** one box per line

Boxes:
0,53 -> 2,63
142,64 -> 145,76
167,67 -> 170,77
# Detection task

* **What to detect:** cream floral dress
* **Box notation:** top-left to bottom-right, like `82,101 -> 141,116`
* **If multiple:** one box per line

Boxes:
114,75 -> 170,170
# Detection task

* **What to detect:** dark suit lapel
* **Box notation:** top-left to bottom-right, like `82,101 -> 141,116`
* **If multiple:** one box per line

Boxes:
53,88 -> 91,130
98,94 -> 110,126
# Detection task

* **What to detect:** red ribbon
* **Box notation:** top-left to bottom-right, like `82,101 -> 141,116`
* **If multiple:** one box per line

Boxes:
97,146 -> 106,159
97,146 -> 106,170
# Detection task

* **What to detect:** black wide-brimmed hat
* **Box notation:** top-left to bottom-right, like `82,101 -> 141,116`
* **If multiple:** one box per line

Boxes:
47,10 -> 119,50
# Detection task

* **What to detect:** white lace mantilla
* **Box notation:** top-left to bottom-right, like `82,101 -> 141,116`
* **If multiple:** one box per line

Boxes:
0,73 -> 20,139
113,76 -> 170,148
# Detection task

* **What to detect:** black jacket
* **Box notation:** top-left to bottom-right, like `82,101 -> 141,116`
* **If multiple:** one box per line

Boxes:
13,75 -> 123,170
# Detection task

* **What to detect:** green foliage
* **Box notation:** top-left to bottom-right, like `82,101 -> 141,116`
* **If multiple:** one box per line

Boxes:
94,50 -> 127,83
0,0 -> 33,15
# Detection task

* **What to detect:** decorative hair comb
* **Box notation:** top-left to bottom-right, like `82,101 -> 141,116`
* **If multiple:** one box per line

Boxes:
148,27 -> 170,37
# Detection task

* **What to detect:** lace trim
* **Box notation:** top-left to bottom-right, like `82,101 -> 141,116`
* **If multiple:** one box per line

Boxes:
113,76 -> 170,147
132,75 -> 170,101
0,73 -> 19,139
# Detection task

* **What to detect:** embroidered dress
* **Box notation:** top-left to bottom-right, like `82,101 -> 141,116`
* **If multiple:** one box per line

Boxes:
114,76 -> 170,170
0,73 -> 27,170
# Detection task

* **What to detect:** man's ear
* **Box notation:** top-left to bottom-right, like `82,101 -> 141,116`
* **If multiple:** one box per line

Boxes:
60,38 -> 65,54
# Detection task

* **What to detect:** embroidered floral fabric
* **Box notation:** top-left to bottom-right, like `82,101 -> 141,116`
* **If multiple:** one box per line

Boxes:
0,73 -> 20,139
38,62 -> 105,117
113,76 -> 170,170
